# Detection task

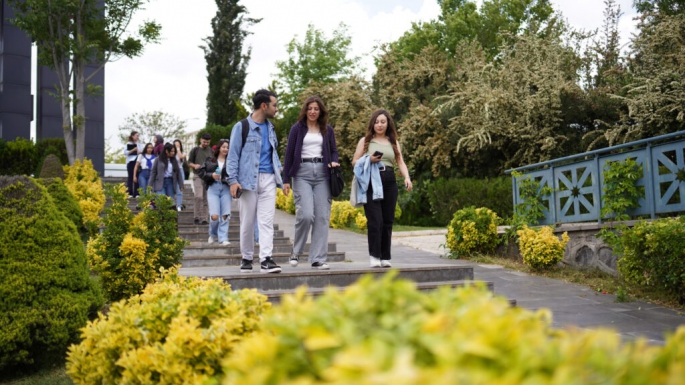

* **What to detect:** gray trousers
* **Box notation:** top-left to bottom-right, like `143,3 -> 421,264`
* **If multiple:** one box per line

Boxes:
292,162 -> 331,264
192,174 -> 208,221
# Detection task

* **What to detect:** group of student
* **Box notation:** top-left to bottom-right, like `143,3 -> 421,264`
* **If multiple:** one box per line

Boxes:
124,134 -> 187,211
125,88 -> 412,274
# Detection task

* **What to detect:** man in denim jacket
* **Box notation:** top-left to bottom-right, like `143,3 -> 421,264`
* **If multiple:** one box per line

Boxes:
227,89 -> 284,274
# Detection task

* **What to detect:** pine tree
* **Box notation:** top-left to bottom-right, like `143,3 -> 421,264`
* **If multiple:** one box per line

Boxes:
202,0 -> 260,127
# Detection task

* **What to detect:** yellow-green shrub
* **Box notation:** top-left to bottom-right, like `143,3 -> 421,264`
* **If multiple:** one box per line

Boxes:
354,211 -> 367,230
220,272 -> 685,384
518,225 -> 570,270
63,159 -> 105,235
276,188 -> 295,214
87,184 -> 186,302
330,201 -> 358,229
66,268 -> 270,385
0,176 -> 102,373
37,177 -> 83,233
446,206 -> 500,258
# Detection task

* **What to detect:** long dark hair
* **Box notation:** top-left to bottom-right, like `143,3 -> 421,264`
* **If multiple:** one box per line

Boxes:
158,142 -> 179,173
128,131 -> 139,143
297,96 -> 329,136
173,139 -> 184,154
211,139 -> 230,162
143,143 -> 154,155
363,109 -> 400,163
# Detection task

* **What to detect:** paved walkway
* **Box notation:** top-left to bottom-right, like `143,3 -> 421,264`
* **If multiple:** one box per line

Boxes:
273,209 -> 685,344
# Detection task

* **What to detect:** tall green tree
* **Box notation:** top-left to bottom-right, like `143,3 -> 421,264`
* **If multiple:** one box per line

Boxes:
202,0 -> 260,127
633,0 -> 684,16
117,111 -> 187,145
9,0 -> 161,165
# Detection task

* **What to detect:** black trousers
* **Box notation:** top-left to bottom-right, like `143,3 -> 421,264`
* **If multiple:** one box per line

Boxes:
363,169 -> 398,260
126,160 -> 139,197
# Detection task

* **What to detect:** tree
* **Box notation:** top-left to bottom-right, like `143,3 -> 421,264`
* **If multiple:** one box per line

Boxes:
202,0 -> 260,127
8,0 -> 161,165
117,111 -> 188,145
104,136 -> 126,164
275,23 -> 360,111
633,0 -> 685,16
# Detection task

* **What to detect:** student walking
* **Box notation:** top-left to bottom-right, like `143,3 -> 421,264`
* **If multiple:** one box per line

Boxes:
227,89 -> 284,274
149,143 -> 184,199
124,131 -> 143,198
282,96 -> 339,270
173,139 -> 187,211
187,133 -> 212,225
352,109 -> 412,268
202,139 -> 232,246
133,143 -> 155,194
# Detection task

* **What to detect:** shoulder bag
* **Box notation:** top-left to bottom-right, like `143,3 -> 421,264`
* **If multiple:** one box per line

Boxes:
325,131 -> 344,197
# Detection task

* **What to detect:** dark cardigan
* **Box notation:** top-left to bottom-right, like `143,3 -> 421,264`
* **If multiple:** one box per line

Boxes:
282,121 -> 339,185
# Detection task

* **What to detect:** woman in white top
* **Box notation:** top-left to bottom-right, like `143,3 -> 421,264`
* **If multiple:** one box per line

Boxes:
124,131 -> 143,198
133,143 -> 155,194
282,96 -> 340,270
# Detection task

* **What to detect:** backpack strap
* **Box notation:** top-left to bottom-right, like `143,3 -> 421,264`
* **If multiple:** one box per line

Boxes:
240,118 -> 271,149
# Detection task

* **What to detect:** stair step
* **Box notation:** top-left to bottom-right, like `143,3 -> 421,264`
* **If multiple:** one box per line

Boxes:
180,231 -> 285,242
260,280 -> 494,302
181,252 -> 346,268
178,224 -> 280,232
183,242 -> 337,257
187,265 -> 474,291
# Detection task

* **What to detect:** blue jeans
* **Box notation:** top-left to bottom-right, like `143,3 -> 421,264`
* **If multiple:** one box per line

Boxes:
207,182 -> 232,243
138,169 -> 150,195
175,167 -> 185,207
155,177 -> 175,198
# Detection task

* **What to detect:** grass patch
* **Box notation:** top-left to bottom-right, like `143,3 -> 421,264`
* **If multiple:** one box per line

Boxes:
394,225 -> 444,232
463,254 -> 685,311
0,366 -> 71,385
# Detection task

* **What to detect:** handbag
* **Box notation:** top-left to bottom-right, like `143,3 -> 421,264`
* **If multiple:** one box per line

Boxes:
350,176 -> 363,208
325,131 -> 344,197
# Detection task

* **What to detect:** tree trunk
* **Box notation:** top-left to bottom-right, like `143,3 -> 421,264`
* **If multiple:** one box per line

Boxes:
74,60 -> 86,162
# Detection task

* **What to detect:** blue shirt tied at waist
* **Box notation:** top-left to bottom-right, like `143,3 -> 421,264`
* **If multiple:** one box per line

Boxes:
353,154 -> 384,205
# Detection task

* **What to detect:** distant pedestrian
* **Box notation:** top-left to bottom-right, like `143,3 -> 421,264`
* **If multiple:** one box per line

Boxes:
173,139 -> 187,211
124,131 -> 143,198
133,143 -> 155,194
152,134 -> 164,156
202,139 -> 232,246
282,96 -> 339,270
227,89 -> 284,274
352,109 -> 412,268
187,133 -> 212,225
149,143 -> 184,200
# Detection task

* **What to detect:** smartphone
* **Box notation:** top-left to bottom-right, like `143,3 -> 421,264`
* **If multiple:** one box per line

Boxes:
373,151 -> 383,158
235,188 -> 242,199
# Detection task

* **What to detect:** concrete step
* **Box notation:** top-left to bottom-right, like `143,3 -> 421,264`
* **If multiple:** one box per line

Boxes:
210,265 -> 474,291
178,224 -> 280,232
181,251 -> 347,268
183,242 -> 337,258
261,280 -> 494,303
179,230 -> 284,242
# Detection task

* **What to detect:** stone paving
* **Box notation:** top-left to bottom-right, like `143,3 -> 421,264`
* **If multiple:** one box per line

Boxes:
181,207 -> 685,344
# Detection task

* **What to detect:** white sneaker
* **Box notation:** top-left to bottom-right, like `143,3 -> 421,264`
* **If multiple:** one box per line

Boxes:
370,256 -> 381,268
208,236 -> 216,245
220,241 -> 231,246
289,255 -> 299,267
381,260 -> 392,268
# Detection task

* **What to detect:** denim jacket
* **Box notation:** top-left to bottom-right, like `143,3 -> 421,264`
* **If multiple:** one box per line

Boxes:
227,114 -> 284,191
353,154 -> 383,205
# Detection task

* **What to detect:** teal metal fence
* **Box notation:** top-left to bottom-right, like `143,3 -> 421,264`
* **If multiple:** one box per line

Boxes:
506,131 -> 685,225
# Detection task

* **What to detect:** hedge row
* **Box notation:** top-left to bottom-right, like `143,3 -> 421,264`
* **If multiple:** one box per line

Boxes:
0,137 -> 68,177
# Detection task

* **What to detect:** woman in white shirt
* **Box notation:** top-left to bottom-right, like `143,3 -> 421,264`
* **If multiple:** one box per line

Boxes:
124,131 -> 143,198
133,143 -> 155,195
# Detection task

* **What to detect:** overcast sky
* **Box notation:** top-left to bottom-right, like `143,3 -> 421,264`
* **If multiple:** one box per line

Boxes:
103,0 -> 638,146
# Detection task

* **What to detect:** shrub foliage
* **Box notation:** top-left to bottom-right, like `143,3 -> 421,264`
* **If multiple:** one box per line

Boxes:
446,206 -> 500,257
63,159 -> 105,235
36,177 -> 84,232
517,225 -> 570,270
0,176 -> 102,372
66,268 -> 270,384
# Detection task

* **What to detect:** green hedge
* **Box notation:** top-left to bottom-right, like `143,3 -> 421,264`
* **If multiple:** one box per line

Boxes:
0,137 -> 68,176
0,176 -> 102,373
36,177 -> 84,233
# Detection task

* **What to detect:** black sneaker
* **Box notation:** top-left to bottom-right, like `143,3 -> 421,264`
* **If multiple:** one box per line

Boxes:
201,220 -> 208,225
240,259 -> 253,273
260,257 -> 282,273
311,262 -> 330,270
194,219 -> 200,225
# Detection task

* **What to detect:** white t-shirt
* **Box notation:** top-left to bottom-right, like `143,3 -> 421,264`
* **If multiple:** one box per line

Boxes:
301,133 -> 323,158
136,154 -> 155,170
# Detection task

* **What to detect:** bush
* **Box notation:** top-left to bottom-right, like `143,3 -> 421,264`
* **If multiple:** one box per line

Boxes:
0,137 -> 38,176
446,207 -> 500,258
63,159 -> 105,235
36,178 -> 84,232
517,225 -> 570,270
221,272 -> 685,384
330,201 -> 358,229
0,176 -> 102,373
66,268 -> 270,384
617,217 -> 685,302
39,154 -> 66,179
276,188 -> 295,214
87,184 -> 186,302
34,138 -> 68,176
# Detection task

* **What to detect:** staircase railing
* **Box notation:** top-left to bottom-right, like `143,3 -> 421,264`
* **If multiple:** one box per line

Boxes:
506,130 -> 685,225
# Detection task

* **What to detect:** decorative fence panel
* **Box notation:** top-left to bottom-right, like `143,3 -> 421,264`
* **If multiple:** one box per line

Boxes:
508,131 -> 685,225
